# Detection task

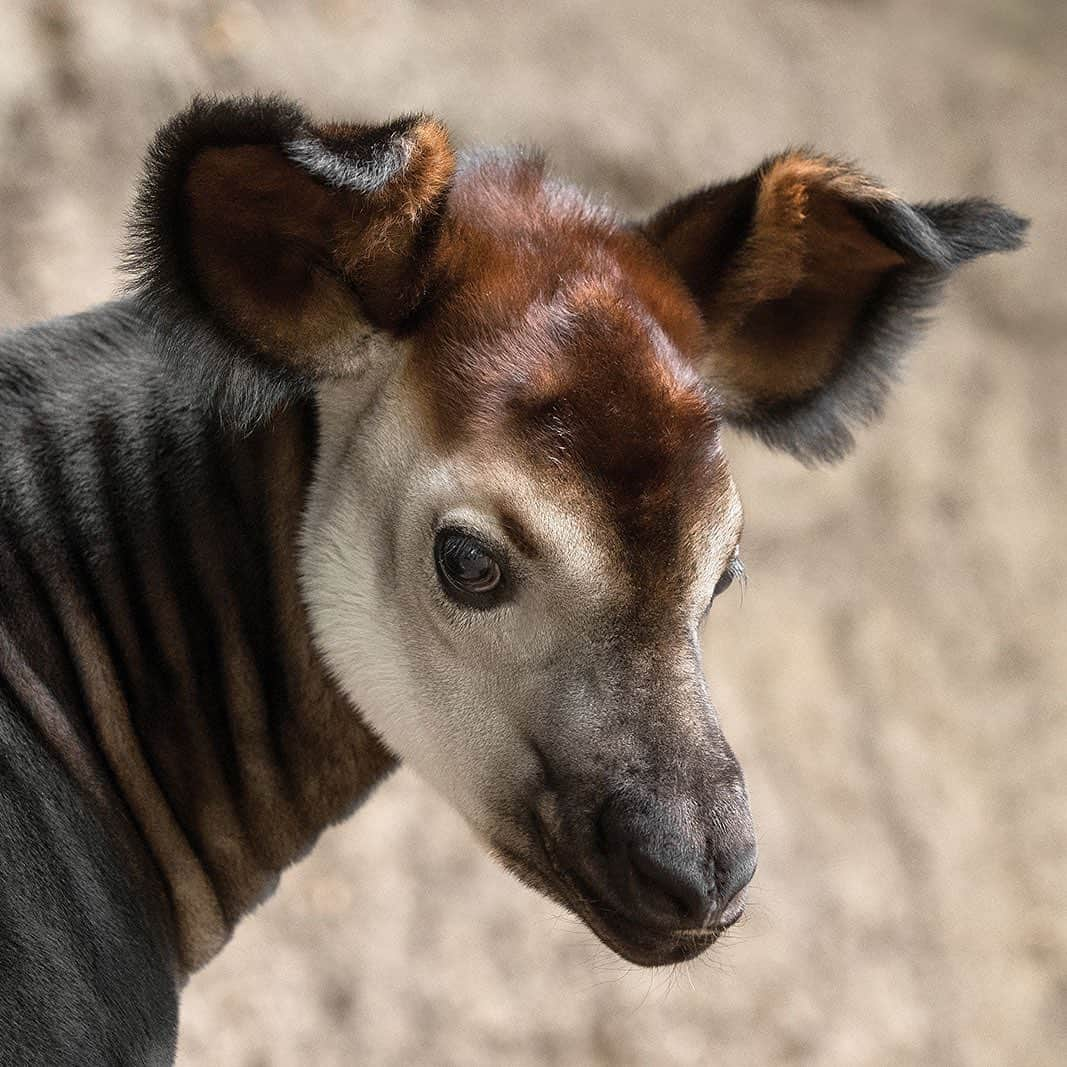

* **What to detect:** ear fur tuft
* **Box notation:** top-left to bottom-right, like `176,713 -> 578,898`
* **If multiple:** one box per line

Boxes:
645,150 -> 1029,463
124,94 -> 455,428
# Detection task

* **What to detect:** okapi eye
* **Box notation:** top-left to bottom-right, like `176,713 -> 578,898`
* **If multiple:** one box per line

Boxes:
713,568 -> 735,599
434,529 -> 505,608
711,552 -> 746,603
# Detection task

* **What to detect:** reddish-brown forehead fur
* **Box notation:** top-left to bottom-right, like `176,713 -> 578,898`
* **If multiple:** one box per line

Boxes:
409,151 -> 733,599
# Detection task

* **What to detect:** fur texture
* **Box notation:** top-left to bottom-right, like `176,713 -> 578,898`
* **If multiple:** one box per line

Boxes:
0,95 -> 1027,1062
125,95 -> 454,429
644,150 -> 1029,461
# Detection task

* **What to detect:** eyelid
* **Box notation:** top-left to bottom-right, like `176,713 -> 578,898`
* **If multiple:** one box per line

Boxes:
433,517 -> 508,559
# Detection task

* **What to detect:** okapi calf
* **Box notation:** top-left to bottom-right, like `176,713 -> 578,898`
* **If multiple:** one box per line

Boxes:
0,94 -> 1024,1063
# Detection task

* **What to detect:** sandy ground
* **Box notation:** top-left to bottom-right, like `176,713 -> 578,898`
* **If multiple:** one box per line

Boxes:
1,1 -> 1065,1064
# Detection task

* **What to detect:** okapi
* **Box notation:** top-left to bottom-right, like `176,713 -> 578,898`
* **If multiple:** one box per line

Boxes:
0,94 -> 1025,1063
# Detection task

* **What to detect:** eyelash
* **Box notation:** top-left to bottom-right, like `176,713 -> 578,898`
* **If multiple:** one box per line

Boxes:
724,554 -> 747,593
703,553 -> 746,620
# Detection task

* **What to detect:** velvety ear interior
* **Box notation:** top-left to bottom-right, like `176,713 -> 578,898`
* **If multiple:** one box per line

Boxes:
644,152 -> 1028,462
126,95 -> 455,424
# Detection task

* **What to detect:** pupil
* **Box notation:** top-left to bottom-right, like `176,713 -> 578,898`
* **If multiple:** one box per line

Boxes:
453,543 -> 489,582
434,529 -> 505,606
438,531 -> 500,595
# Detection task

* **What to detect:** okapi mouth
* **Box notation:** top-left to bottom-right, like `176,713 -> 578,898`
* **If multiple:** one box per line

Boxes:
491,812 -> 733,967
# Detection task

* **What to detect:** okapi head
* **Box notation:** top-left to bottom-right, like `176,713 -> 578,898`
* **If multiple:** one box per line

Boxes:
129,96 -> 1025,966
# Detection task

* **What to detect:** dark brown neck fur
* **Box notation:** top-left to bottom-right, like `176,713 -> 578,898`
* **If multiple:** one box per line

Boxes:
0,309 -> 394,973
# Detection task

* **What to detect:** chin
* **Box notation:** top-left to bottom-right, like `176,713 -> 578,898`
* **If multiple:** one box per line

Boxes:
489,834 -> 730,969
581,911 -> 722,967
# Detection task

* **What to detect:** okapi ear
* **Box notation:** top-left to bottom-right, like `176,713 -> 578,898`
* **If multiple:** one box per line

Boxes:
643,151 -> 1028,462
126,94 -> 455,424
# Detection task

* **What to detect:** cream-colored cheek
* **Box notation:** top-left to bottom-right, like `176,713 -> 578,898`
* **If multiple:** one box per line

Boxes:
300,380 -> 515,829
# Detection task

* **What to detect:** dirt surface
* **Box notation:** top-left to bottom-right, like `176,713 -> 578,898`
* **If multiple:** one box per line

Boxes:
2,2 -> 1064,1064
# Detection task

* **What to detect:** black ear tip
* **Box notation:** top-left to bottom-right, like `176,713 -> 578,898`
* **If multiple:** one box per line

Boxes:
996,205 -> 1031,250
967,200 -> 1030,250
150,93 -> 308,154
920,197 -> 1031,261
125,93 -> 309,282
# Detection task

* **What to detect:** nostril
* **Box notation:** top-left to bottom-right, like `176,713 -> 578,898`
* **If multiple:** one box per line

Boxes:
630,846 -> 712,925
597,799 -> 718,927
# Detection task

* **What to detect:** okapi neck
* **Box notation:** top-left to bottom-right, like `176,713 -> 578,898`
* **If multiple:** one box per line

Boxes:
4,391 -> 395,974
150,401 -> 398,972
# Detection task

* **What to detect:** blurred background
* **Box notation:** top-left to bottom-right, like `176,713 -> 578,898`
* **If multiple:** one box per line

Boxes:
1,1 -> 1064,1064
